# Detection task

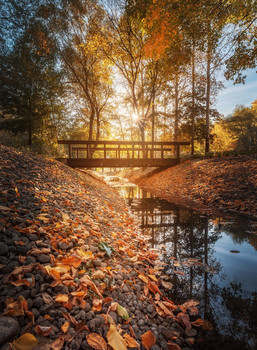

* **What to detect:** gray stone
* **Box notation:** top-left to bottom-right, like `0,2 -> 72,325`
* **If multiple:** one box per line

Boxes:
29,234 -> 38,241
0,261 -> 19,274
147,304 -> 155,313
0,243 -> 9,256
0,317 -> 20,346
37,254 -> 50,263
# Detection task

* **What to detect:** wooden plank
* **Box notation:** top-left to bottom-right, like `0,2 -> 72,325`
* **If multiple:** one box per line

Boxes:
58,140 -> 190,146
66,158 -> 180,168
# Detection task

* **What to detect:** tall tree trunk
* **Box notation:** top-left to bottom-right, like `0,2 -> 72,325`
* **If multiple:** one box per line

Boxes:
205,48 -> 211,154
191,44 -> 196,155
96,110 -> 100,141
174,74 -> 179,156
88,107 -> 95,142
174,74 -> 179,143
152,88 -> 155,143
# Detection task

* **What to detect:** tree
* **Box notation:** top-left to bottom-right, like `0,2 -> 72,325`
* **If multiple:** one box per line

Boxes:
0,16 -> 65,151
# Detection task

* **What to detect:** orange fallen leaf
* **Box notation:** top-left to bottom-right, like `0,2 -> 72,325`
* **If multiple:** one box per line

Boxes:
86,333 -> 107,350
61,322 -> 70,334
138,274 -> 149,284
55,294 -> 69,303
35,325 -> 52,336
141,330 -> 156,350
107,324 -> 127,350
123,333 -> 139,348
11,333 -> 38,350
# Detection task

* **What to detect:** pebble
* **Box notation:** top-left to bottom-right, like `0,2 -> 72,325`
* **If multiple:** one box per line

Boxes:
37,254 -> 50,263
0,317 -> 20,346
0,242 -> 9,256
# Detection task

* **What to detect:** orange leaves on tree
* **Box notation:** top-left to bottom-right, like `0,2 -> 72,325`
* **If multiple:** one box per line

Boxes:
86,333 -> 107,350
141,330 -> 156,350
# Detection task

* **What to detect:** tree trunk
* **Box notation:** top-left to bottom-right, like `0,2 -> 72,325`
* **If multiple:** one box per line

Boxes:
191,45 -> 195,155
174,74 -> 179,156
205,49 -> 211,154
152,89 -> 155,143
174,74 -> 179,143
96,110 -> 100,141
88,107 -> 95,142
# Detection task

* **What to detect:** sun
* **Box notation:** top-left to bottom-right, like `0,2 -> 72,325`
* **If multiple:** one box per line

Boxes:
132,112 -> 138,121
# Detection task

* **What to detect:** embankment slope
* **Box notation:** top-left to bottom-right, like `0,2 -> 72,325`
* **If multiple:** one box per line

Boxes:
137,156 -> 257,219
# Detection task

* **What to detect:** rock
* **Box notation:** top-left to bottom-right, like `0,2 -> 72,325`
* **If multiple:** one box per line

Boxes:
0,243 -> 9,256
147,304 -> 155,313
109,311 -> 117,323
0,261 -> 19,274
85,311 -> 95,321
29,234 -> 38,241
33,296 -> 44,309
37,254 -> 50,263
88,319 -> 96,332
0,317 -> 20,346
122,284 -> 130,293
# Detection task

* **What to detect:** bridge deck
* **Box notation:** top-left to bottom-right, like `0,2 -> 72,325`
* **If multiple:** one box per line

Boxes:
57,140 -> 190,168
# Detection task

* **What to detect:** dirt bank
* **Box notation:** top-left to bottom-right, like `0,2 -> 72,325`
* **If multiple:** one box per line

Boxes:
0,145 -> 211,350
136,156 -> 257,220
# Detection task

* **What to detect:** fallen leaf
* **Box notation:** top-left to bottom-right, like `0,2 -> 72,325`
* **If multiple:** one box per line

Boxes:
138,274 -> 149,284
161,280 -> 173,289
107,324 -> 127,350
86,333 -> 107,350
123,333 -> 139,348
92,270 -> 105,279
61,322 -> 70,334
35,325 -> 52,336
141,330 -> 156,350
117,304 -> 129,321
55,294 -> 69,303
11,333 -> 38,350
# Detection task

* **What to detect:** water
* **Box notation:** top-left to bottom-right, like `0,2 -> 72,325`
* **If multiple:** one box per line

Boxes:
108,178 -> 257,349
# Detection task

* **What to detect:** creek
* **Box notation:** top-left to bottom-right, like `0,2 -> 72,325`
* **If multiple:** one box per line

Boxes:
106,176 -> 257,350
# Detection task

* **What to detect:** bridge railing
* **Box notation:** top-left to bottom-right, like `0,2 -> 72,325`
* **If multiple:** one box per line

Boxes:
57,140 -> 190,160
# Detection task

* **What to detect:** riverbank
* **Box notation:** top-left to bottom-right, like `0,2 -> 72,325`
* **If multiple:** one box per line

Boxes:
135,156 -> 257,221
0,145 -> 210,350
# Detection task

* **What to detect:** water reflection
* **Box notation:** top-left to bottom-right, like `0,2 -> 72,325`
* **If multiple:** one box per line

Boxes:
117,184 -> 257,350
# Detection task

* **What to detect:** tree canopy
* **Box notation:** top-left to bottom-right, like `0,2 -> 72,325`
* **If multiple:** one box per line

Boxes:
0,0 -> 256,154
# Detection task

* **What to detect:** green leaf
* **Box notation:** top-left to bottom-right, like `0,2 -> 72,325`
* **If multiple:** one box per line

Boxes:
98,242 -> 114,257
117,304 -> 129,321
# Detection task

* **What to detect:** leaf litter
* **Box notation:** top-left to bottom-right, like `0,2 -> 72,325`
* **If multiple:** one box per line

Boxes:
0,145 -> 213,349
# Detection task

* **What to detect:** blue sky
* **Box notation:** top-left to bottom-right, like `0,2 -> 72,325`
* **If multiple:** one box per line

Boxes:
216,68 -> 257,117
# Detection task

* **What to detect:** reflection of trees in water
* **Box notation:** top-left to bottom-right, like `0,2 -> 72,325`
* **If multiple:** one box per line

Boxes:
127,192 -> 257,349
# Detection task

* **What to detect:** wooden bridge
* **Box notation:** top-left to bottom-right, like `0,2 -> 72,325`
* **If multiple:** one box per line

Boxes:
57,140 -> 190,168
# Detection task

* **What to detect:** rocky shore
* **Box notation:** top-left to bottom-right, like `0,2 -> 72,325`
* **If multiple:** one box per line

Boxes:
0,145 -> 210,350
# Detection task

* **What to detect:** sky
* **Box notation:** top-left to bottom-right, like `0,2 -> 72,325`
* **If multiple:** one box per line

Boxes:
216,68 -> 257,117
